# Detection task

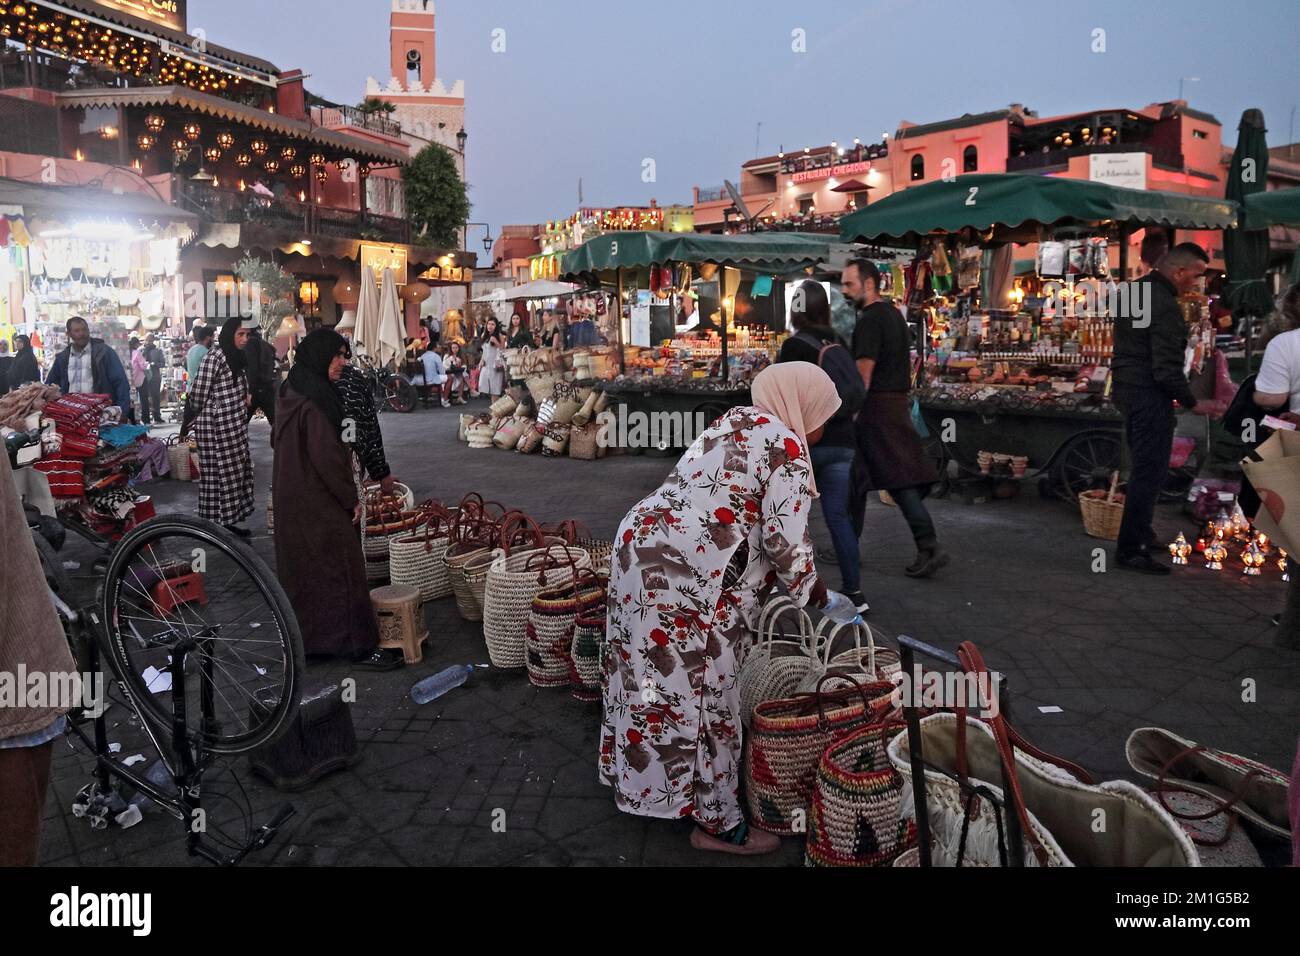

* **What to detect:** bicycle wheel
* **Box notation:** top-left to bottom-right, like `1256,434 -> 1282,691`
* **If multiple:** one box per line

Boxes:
99,515 -> 304,755
385,374 -> 417,414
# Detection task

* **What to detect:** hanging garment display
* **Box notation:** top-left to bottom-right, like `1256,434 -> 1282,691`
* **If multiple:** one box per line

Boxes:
1037,241 -> 1067,278
956,244 -> 982,290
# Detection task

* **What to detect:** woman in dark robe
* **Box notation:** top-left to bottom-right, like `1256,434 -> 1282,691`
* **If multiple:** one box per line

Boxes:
271,329 -> 403,670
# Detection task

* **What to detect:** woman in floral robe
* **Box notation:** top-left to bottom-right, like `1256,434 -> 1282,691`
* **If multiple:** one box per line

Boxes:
601,363 -> 842,855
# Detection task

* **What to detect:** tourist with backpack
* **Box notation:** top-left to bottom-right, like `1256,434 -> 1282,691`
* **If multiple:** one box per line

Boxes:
778,280 -> 869,613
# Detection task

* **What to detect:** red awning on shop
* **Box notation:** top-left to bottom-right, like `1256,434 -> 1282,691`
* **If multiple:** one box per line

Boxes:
830,179 -> 871,193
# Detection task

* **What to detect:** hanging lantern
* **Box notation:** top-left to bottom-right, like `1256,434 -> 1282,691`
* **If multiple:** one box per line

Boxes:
309,152 -> 326,168
288,163 -> 307,179
171,137 -> 188,154
280,145 -> 297,162
298,280 -> 319,307
1204,539 -> 1227,571
333,272 -> 360,307
250,138 -> 268,156
403,281 -> 432,304
203,146 -> 222,164
145,113 -> 165,132
315,167 -> 329,183
234,152 -> 252,168
216,130 -> 235,150
1242,540 -> 1265,576
358,162 -> 371,179
1280,549 -> 1290,581
263,159 -> 280,174
136,132 -> 155,152
183,120 -> 202,142
1167,532 -> 1191,566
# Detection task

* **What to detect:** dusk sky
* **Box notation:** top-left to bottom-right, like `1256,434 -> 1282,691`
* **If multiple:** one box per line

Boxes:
192,0 -> 1300,242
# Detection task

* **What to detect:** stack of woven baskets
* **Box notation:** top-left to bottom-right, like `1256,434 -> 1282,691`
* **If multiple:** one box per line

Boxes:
455,382 -> 611,461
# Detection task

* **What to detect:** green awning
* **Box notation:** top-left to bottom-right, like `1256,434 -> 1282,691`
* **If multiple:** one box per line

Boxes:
1243,187 -> 1300,228
560,231 -> 839,280
838,173 -> 1239,244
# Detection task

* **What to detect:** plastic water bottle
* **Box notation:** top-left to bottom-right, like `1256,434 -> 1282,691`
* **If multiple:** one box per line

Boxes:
411,664 -> 475,705
821,590 -> 864,627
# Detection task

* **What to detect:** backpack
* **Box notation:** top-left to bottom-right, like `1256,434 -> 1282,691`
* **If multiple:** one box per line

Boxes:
795,331 -> 865,417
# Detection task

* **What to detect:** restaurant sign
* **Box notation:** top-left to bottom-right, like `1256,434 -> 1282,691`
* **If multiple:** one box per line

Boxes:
1089,152 -> 1146,191
361,243 -> 408,286
92,0 -> 188,33
792,160 -> 871,185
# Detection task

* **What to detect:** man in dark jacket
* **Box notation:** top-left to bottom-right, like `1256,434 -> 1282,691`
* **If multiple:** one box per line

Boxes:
244,328 -> 280,427
46,316 -> 130,411
1110,242 -> 1210,574
0,340 -> 13,393
142,334 -> 165,424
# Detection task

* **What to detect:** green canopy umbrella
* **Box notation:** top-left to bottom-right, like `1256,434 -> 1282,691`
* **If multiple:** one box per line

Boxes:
1243,186 -> 1300,229
1223,110 -> 1275,337
560,230 -> 842,280
838,173 -> 1237,244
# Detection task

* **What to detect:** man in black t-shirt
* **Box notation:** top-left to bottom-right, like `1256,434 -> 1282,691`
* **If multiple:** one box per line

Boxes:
843,259 -> 947,578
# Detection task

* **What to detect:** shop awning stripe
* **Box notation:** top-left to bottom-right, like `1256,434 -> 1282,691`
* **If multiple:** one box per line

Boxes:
561,231 -> 843,279
57,87 -> 410,165
1243,187 -> 1300,229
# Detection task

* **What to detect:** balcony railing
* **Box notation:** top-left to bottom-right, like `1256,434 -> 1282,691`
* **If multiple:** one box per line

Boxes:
312,105 -> 403,139
696,186 -> 728,203
1005,141 -> 1184,173
178,182 -> 410,244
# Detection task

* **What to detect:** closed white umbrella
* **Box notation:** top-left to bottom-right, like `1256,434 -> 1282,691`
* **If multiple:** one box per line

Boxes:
353,265 -> 380,362
376,267 -> 406,368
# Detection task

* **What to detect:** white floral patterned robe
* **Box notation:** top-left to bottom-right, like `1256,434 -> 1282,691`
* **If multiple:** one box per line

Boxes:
600,406 -> 820,832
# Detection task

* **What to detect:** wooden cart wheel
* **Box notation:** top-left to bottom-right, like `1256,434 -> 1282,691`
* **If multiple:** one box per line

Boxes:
1049,431 -> 1123,501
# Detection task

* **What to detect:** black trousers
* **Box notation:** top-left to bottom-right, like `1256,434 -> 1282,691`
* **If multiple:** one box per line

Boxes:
137,385 -> 152,425
145,375 -> 163,422
1113,386 -> 1175,558
249,387 -> 277,428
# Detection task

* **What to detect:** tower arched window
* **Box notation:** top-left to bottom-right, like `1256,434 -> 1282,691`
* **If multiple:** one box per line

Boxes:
963,145 -> 978,172
910,154 -> 925,181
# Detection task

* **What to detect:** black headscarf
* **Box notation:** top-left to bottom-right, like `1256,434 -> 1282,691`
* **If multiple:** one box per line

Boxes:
286,328 -> 346,433
218,317 -> 248,383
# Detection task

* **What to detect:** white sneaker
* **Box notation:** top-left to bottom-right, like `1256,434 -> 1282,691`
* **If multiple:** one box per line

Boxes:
441,399 -> 451,408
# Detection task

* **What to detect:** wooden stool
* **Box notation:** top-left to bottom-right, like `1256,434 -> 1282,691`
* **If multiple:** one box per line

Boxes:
371,583 -> 426,664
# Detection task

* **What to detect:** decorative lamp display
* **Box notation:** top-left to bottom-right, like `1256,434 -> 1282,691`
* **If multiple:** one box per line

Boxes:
1280,549 -> 1290,581
216,130 -> 235,150
145,113 -> 166,132
1204,539 -> 1228,571
309,152 -> 326,168
289,163 -> 307,179
1242,540 -> 1265,576
1168,532 -> 1191,566
298,281 -> 319,307
250,138 -> 269,157
136,133 -> 155,152
1230,502 -> 1250,536
234,152 -> 252,168
1255,531 -> 1271,555
171,137 -> 189,154
358,162 -> 371,179
183,121 -> 202,142
1212,509 -> 1232,540
203,146 -> 222,164
315,167 -> 329,183
280,146 -> 297,162
263,159 -> 280,174
1195,535 -> 1208,553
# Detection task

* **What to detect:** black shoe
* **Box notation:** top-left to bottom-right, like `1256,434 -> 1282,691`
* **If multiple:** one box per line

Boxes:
224,524 -> 252,539
845,590 -> 870,614
816,547 -> 838,564
1115,551 -> 1171,576
354,648 -> 405,671
1271,613 -> 1283,627
905,548 -> 950,578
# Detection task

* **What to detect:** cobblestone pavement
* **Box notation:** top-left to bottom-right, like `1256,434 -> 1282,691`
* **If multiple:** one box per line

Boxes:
38,398 -> 1300,866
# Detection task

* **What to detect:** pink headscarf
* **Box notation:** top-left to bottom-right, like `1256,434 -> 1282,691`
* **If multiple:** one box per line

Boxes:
749,363 -> 842,494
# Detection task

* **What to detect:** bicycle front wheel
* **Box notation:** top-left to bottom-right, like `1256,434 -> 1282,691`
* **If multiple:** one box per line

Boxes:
99,516 -> 304,755
386,374 -> 417,414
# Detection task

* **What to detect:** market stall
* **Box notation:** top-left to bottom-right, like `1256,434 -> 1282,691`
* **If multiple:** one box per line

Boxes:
559,231 -> 860,447
838,173 -> 1239,499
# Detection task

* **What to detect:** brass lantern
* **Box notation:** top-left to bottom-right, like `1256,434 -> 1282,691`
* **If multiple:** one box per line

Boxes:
280,145 -> 297,162
263,158 -> 280,174
1242,541 -> 1265,576
183,120 -> 202,142
250,138 -> 268,156
234,151 -> 252,168
145,113 -> 166,132
288,163 -> 307,179
309,152 -> 326,168
204,146 -> 222,164
136,132 -> 155,152
1167,532 -> 1191,566
216,130 -> 235,150
171,137 -> 189,154
315,167 -> 329,183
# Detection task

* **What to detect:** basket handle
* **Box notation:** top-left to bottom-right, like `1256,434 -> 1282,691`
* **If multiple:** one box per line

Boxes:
524,544 -> 581,588
1105,471 -> 1119,503
499,510 -> 545,555
816,618 -> 879,677
813,673 -> 871,730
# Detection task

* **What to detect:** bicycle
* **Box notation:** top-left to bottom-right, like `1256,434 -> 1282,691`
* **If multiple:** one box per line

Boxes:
34,510 -> 306,865
355,358 -> 418,414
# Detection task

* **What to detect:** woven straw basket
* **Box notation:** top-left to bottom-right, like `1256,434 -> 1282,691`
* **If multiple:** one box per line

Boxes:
1079,472 -> 1124,540
483,544 -> 591,668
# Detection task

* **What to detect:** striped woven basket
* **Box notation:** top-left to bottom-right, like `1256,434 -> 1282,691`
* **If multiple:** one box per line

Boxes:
745,675 -> 897,835
389,504 -> 455,603
569,604 -> 606,703
738,596 -> 821,728
442,495 -> 509,621
526,571 -> 606,688
805,722 -> 917,867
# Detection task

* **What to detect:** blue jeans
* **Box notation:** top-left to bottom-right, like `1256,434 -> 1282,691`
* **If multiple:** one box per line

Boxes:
810,445 -> 860,593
